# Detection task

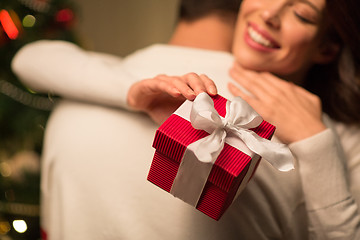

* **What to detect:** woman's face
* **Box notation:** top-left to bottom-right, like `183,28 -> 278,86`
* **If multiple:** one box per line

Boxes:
232,0 -> 327,77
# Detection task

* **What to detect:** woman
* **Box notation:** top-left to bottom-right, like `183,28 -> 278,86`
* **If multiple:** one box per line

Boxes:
128,0 -> 360,238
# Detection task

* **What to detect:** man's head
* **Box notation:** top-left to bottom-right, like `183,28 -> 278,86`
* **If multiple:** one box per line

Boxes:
178,0 -> 242,21
169,0 -> 242,51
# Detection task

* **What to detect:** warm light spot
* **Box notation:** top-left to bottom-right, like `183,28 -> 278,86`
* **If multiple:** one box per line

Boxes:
0,162 -> 11,177
12,220 -> 27,233
0,221 -> 11,235
0,10 -> 19,39
23,14 -> 36,28
55,9 -> 74,23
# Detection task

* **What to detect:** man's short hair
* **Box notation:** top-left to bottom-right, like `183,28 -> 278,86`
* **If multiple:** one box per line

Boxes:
179,0 -> 242,21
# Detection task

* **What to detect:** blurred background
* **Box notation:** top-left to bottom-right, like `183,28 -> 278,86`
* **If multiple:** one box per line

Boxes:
0,0 -> 178,239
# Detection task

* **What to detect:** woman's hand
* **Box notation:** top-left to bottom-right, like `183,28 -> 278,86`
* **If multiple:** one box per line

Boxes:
228,62 -> 326,144
127,73 -> 217,124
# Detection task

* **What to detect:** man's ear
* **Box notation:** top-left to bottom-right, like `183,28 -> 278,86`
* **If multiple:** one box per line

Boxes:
312,42 -> 340,64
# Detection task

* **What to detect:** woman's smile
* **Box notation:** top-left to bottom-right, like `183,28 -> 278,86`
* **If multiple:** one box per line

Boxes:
245,22 -> 280,51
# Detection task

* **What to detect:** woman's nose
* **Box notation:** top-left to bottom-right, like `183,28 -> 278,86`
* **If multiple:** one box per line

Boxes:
260,2 -> 286,29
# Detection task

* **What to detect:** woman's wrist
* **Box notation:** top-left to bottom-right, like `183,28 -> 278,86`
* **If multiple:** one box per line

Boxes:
286,122 -> 327,144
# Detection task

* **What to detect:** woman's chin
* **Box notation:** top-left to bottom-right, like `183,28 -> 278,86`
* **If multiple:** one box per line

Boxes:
236,61 -> 267,72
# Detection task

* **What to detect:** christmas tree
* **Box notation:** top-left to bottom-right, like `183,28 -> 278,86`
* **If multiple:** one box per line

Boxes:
0,0 -> 78,239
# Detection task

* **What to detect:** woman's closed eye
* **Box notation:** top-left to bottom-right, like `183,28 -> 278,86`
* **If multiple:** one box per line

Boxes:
293,2 -> 319,24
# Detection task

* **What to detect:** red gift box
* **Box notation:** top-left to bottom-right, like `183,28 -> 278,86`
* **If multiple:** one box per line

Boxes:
147,94 -> 276,220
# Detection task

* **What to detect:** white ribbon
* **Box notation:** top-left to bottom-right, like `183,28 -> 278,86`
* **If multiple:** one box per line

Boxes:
170,93 -> 294,206
190,93 -> 294,171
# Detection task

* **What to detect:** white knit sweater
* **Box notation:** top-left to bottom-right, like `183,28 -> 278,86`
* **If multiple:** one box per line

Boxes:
12,41 -> 360,240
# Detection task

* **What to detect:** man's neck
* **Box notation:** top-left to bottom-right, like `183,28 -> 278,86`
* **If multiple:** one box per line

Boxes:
168,13 -> 236,52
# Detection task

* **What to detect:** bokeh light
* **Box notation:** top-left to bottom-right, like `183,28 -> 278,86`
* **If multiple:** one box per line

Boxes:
0,10 -> 19,39
0,221 -> 11,235
22,14 -> 36,28
55,8 -> 74,23
12,220 -> 27,233
0,162 -> 12,177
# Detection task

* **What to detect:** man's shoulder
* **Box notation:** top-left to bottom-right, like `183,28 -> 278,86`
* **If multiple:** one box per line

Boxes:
122,44 -> 234,78
125,44 -> 233,61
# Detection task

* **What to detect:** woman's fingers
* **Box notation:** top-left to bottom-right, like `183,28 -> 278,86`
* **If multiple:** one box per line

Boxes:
228,82 -> 250,101
229,66 -> 275,100
199,74 -> 218,95
157,72 -> 218,100
182,72 -> 217,96
230,62 -> 297,99
156,74 -> 195,99
228,81 -> 264,115
127,72 -> 218,124
183,72 -> 207,95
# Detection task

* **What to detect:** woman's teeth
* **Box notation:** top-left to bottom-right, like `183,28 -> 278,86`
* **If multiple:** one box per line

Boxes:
248,27 -> 275,48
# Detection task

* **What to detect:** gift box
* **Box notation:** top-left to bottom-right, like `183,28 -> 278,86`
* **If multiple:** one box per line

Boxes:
147,93 -> 293,220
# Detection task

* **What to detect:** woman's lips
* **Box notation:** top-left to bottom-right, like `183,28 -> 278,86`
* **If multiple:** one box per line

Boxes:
245,22 -> 280,51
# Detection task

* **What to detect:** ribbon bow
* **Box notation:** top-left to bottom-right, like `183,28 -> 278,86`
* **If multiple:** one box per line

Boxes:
190,93 -> 294,172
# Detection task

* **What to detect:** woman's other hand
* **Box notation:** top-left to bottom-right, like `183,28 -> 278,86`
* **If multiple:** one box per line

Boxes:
228,62 -> 326,144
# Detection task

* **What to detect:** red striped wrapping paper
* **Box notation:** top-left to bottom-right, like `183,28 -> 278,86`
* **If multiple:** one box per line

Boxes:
147,94 -> 275,220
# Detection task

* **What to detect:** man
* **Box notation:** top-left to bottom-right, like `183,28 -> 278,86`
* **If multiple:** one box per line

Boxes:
12,0 -> 307,239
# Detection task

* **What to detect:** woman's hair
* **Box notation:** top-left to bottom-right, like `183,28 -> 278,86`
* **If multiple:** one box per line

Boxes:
305,0 -> 360,124
178,0 -> 242,21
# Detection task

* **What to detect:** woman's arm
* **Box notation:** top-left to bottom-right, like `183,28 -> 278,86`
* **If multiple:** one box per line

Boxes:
228,62 -> 360,239
12,40 -> 136,109
290,126 -> 360,239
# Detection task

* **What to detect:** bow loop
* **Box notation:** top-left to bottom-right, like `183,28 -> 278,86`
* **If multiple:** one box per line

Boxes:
189,93 -> 294,171
190,92 -> 224,133
226,96 -> 263,128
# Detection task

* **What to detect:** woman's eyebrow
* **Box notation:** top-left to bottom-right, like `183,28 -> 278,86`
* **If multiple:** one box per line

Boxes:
300,0 -> 321,14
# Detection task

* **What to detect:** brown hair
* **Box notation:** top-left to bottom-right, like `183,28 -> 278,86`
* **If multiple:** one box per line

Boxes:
305,0 -> 360,124
178,0 -> 242,21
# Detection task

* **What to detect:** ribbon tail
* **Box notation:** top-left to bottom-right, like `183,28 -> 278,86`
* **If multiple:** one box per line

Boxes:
235,130 -> 295,172
171,129 -> 227,206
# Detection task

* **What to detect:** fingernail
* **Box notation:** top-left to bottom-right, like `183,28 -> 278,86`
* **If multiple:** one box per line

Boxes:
209,86 -> 217,95
172,88 -> 181,95
188,90 -> 196,99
